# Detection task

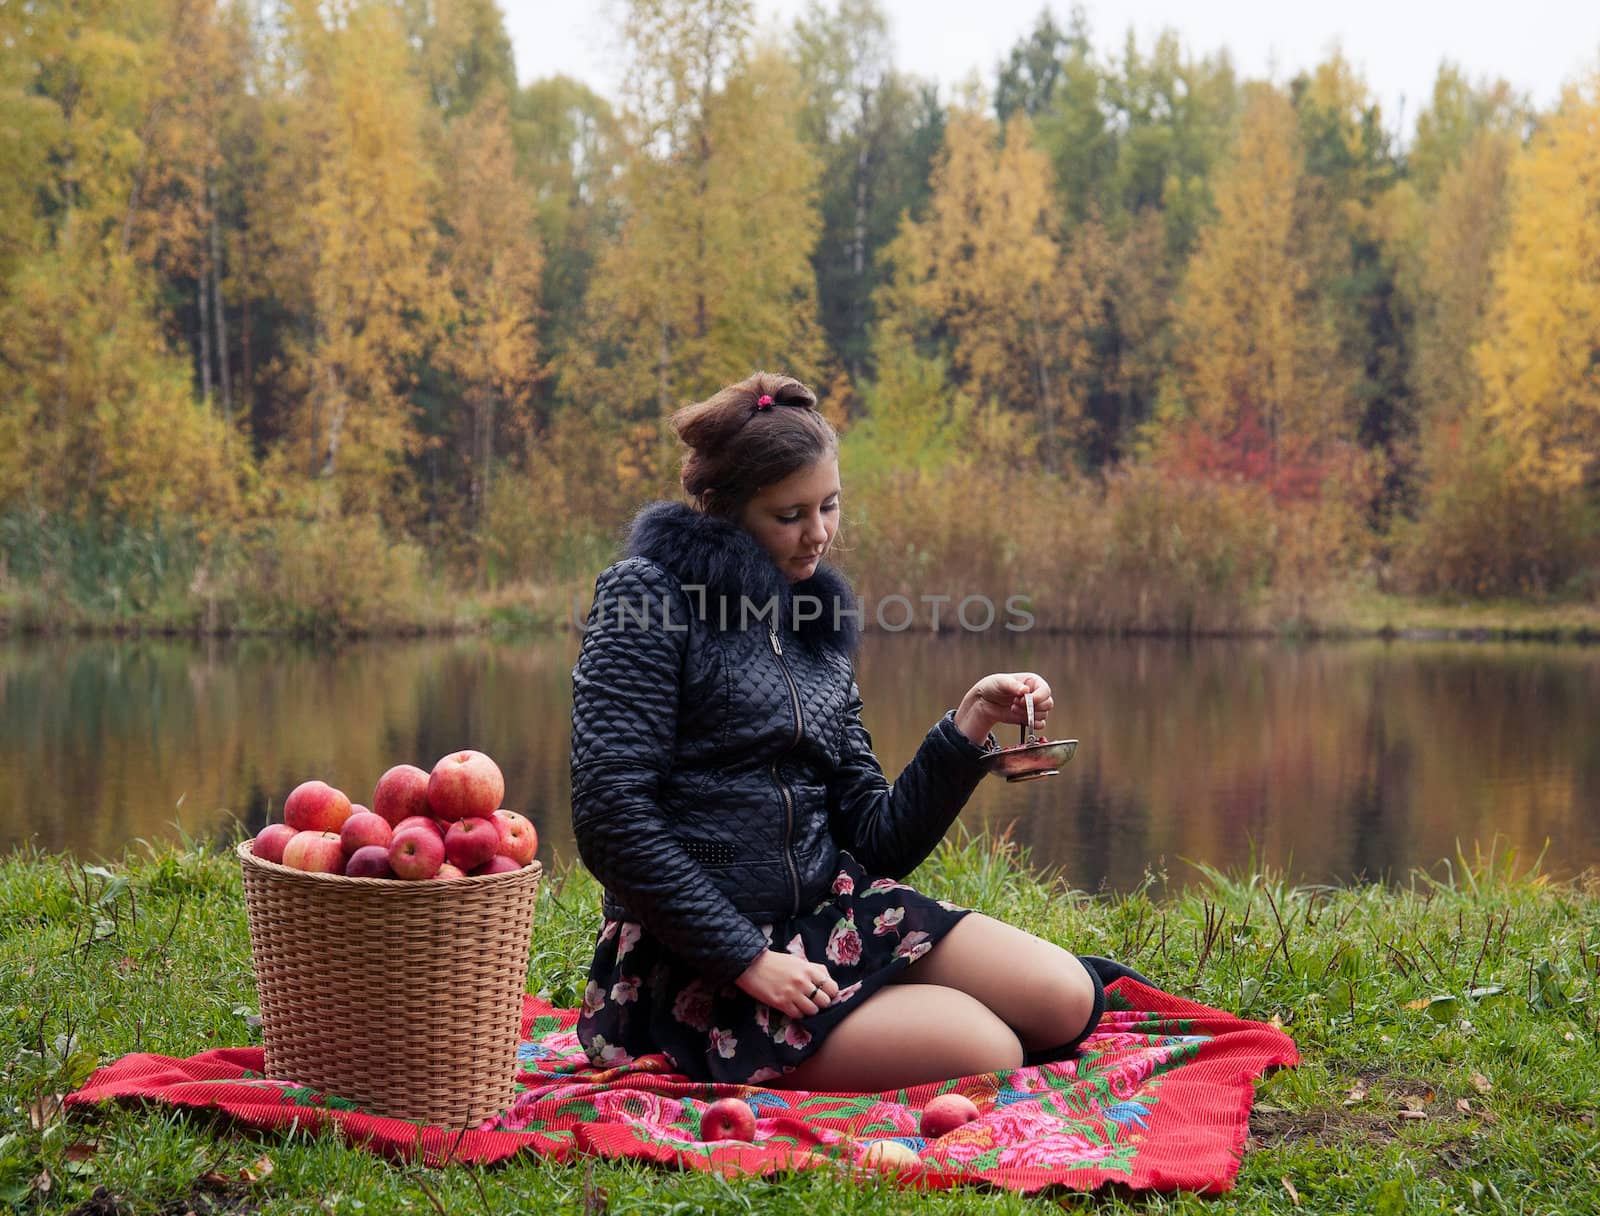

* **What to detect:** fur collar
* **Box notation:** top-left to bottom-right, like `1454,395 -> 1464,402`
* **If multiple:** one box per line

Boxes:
624,501 -> 860,654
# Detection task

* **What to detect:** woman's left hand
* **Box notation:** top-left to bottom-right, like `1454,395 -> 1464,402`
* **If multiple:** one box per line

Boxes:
954,672 -> 1053,745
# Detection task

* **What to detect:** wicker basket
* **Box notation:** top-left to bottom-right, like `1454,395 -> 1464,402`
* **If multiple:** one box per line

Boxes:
237,840 -> 542,1126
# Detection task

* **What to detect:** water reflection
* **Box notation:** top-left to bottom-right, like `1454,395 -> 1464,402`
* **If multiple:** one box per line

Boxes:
2,633 -> 1596,891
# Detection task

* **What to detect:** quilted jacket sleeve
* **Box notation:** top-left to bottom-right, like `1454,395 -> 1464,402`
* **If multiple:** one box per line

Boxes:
570,559 -> 769,988
826,682 -> 995,878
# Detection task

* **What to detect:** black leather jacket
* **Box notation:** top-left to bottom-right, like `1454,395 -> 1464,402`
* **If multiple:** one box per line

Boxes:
569,502 -> 996,987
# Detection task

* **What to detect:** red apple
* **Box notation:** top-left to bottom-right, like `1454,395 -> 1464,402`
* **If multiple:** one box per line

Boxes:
492,809 -> 539,864
472,855 -> 523,876
340,810 -> 393,857
430,817 -> 455,838
444,817 -> 499,871
434,863 -> 466,880
282,830 -> 345,874
344,844 -> 395,879
393,815 -> 443,839
698,1097 -> 757,1142
372,763 -> 432,827
388,826 -> 445,880
284,780 -> 353,833
427,750 -> 505,823
252,823 -> 299,864
918,1093 -> 981,1139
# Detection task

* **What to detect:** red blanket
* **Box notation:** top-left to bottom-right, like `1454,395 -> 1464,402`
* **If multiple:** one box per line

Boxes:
66,978 -> 1295,1193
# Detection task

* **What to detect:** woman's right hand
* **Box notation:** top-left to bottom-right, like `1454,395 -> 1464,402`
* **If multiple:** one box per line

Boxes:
735,950 -> 839,1019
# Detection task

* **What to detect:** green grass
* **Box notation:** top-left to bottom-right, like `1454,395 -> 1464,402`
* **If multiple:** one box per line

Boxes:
2,830 -> 1596,1213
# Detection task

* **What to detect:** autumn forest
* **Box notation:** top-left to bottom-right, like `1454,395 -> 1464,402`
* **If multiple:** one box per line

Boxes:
4,0 -> 1599,635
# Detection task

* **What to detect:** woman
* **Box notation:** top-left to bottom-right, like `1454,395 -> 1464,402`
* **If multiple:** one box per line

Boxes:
570,371 -> 1102,1090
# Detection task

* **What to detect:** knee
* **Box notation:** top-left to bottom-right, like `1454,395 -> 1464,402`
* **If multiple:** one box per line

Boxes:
949,995 -> 1025,1074
1027,951 -> 1098,1044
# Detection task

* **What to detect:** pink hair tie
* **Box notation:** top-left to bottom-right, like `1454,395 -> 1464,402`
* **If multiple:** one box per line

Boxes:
755,394 -> 774,410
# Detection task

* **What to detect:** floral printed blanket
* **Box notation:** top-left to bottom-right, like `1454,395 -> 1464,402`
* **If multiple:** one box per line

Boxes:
67,978 -> 1296,1193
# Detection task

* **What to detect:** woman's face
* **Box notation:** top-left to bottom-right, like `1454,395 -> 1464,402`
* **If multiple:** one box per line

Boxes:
738,456 -> 841,583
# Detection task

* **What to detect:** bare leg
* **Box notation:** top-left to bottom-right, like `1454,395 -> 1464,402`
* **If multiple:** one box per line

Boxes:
893,913 -> 1097,1052
771,983 -> 1023,1092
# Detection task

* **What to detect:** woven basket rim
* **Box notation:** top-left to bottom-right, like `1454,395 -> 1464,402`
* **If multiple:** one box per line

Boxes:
236,838 -> 543,893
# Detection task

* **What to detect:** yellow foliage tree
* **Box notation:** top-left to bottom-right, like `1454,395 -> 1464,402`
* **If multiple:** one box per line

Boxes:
0,0 -> 242,524
438,95 -> 544,531
1476,76 -> 1600,494
1408,131 -> 1516,443
1173,83 -> 1350,459
880,108 -> 1088,468
560,0 -> 824,418
260,0 -> 446,516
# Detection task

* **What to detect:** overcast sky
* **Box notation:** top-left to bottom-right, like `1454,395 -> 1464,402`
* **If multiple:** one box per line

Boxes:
503,0 -> 1600,140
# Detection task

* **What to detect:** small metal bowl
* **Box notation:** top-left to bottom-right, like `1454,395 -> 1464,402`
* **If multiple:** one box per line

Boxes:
980,737 -> 1079,783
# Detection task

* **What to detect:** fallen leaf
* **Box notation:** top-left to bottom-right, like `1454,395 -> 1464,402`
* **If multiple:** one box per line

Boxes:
1470,1072 -> 1492,1094
1565,1031 -> 1577,1042
1397,1109 -> 1428,1121
1455,1098 -> 1472,1114
64,1142 -> 98,1162
27,1095 -> 65,1131
1404,997 -> 1431,1010
1343,1081 -> 1369,1106
240,1156 -> 274,1183
33,1169 -> 51,1195
1281,1176 -> 1301,1206
1269,1012 -> 1286,1031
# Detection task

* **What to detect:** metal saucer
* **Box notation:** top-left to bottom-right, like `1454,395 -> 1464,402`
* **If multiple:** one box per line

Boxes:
977,690 -> 1079,783
979,737 -> 1079,782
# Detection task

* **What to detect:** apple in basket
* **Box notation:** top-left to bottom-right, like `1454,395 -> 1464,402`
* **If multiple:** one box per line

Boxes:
444,817 -> 500,871
344,844 -> 394,879
473,855 -> 522,876
434,863 -> 467,880
919,1093 -> 981,1139
492,809 -> 539,865
340,810 -> 393,857
392,815 -> 442,839
284,780 -> 353,833
699,1097 -> 758,1142
282,830 -> 345,874
427,750 -> 505,822
389,825 -> 445,880
372,763 -> 432,827
251,823 -> 299,864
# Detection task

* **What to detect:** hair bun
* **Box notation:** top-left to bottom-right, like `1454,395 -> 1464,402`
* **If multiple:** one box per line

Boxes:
669,372 -> 835,518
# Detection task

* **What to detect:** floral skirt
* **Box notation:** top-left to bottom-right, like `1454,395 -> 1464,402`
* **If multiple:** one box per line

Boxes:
576,852 -> 972,1084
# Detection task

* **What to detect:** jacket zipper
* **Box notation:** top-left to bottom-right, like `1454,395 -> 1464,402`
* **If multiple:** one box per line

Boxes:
768,624 -> 804,914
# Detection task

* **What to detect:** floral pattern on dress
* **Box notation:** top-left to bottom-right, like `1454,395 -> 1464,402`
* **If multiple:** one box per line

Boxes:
825,917 -> 863,965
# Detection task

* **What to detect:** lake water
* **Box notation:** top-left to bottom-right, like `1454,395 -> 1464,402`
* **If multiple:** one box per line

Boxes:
3,633 -> 1597,892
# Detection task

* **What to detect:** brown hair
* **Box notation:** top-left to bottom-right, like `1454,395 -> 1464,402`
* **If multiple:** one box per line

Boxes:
671,372 -> 838,519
